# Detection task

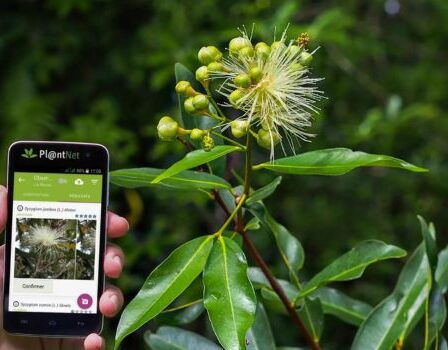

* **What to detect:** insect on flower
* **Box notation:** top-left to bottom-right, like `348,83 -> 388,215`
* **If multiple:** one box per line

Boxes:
210,29 -> 324,159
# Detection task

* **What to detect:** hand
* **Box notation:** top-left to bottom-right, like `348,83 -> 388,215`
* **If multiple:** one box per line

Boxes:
0,185 -> 129,350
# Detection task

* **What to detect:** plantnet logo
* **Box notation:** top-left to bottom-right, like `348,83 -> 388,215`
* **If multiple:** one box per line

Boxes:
21,148 -> 38,159
21,148 -> 80,160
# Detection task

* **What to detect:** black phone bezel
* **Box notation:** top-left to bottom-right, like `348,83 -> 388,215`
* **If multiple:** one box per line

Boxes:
3,141 -> 109,337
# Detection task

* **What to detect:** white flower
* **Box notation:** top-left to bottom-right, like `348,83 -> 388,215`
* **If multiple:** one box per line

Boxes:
211,30 -> 323,159
28,224 -> 66,248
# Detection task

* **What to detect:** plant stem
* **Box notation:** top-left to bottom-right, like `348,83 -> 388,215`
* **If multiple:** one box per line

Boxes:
205,86 -> 228,120
241,229 -> 321,350
243,135 -> 253,197
215,194 -> 247,236
210,130 -> 245,149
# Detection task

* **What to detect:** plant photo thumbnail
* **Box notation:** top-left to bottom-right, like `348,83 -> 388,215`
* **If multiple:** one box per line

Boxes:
14,218 -> 96,280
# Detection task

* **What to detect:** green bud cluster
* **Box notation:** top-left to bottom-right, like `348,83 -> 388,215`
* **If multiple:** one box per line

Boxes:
157,116 -> 179,141
190,128 -> 205,141
184,94 -> 209,115
198,46 -> 222,65
202,134 -> 215,152
175,80 -> 199,97
230,120 -> 250,138
257,128 -> 280,150
229,37 -> 252,55
196,66 -> 209,83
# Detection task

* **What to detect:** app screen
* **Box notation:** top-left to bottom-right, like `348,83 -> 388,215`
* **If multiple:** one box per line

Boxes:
8,172 -> 103,314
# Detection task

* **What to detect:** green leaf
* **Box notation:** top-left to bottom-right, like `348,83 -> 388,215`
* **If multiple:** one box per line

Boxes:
418,215 -> 438,273
114,236 -> 214,349
246,302 -> 276,350
156,301 -> 204,326
244,217 -> 261,231
246,177 -> 282,204
110,168 -> 231,191
152,145 -> 241,184
436,245 -> 448,293
298,240 -> 406,299
352,245 -> 431,350
203,236 -> 257,350
310,287 -> 372,326
144,326 -> 221,350
253,148 -> 428,175
297,297 -> 324,341
427,286 -> 447,348
259,282 -> 299,315
248,202 -> 305,275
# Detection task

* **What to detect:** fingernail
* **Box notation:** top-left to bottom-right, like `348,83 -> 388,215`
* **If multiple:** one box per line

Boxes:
113,255 -> 122,268
109,294 -> 119,309
0,185 -> 6,194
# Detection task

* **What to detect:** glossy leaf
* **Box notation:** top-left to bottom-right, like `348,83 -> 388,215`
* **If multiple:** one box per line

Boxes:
436,245 -> 448,293
157,301 -> 204,326
248,202 -> 305,274
253,148 -> 427,175
427,286 -> 447,348
246,302 -> 276,350
352,245 -> 431,350
298,240 -> 406,299
144,326 -> 221,350
246,176 -> 282,204
244,217 -> 261,231
110,168 -> 231,191
418,215 -> 438,273
114,236 -> 214,349
310,287 -> 372,326
203,236 -> 257,350
297,297 -> 324,341
152,145 -> 241,184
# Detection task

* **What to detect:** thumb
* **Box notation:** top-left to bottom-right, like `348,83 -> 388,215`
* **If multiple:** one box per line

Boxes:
0,185 -> 7,232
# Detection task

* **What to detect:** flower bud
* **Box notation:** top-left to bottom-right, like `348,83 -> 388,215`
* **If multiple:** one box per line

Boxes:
192,94 -> 209,110
234,74 -> 251,88
257,128 -> 280,149
255,42 -> 270,58
299,51 -> 313,66
271,41 -> 286,51
198,46 -> 223,65
229,36 -> 252,55
290,63 -> 304,72
239,46 -> 255,58
195,66 -> 209,82
202,134 -> 215,152
229,89 -> 245,106
184,97 -> 196,114
175,81 -> 191,95
230,120 -> 250,138
157,116 -> 179,141
207,61 -> 224,72
249,67 -> 263,83
287,45 -> 301,57
190,128 -> 205,140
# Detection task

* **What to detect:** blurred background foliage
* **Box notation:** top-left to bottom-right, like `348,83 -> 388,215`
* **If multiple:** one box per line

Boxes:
1,0 -> 447,348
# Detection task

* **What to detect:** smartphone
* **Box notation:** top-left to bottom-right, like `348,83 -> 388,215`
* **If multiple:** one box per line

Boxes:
2,141 -> 109,337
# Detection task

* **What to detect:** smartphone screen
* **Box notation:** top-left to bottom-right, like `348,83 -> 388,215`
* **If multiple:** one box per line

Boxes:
3,141 -> 108,337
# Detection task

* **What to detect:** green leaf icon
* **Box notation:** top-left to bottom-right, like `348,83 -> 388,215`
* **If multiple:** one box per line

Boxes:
21,148 -> 37,158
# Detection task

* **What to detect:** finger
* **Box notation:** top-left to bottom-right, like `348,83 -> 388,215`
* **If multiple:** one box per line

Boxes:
99,285 -> 124,318
104,243 -> 124,278
0,185 -> 7,232
84,333 -> 105,350
107,212 -> 129,238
